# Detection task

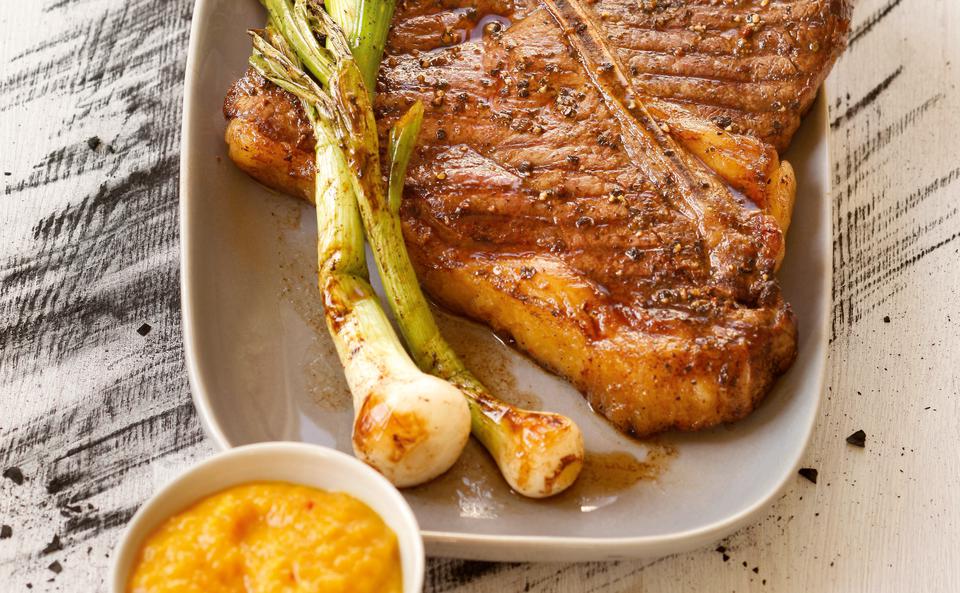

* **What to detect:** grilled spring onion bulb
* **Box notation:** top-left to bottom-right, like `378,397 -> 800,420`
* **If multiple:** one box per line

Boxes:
256,0 -> 584,497
382,107 -> 584,498
250,18 -> 470,488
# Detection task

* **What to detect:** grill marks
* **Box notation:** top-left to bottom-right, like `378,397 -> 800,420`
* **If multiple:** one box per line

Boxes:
364,0 -> 805,433
221,0 -> 840,434
596,0 -> 851,150
387,0 -> 786,303
377,0 -> 849,240
380,23 -> 685,274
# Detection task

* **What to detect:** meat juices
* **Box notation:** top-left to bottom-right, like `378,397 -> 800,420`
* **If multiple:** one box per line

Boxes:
224,0 -> 851,436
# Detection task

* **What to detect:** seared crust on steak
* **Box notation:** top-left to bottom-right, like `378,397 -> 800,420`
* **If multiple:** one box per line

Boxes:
224,0 -> 849,436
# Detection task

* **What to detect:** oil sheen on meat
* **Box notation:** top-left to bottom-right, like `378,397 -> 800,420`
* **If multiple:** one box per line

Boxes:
223,0 -> 850,436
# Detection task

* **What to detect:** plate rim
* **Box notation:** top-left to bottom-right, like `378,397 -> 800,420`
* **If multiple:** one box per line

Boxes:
179,0 -> 832,559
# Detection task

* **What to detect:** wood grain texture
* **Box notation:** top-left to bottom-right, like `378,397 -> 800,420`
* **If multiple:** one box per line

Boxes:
1,0 -> 958,591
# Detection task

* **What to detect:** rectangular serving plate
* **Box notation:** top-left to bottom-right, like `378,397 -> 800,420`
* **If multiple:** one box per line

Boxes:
180,0 -> 831,562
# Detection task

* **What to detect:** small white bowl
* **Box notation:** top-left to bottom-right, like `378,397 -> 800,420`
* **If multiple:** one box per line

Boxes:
111,442 -> 425,593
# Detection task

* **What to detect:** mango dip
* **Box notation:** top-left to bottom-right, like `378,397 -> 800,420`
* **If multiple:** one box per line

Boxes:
127,482 -> 402,593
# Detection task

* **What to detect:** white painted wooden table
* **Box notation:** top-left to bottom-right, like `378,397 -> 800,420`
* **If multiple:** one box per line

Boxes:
2,0 -> 958,591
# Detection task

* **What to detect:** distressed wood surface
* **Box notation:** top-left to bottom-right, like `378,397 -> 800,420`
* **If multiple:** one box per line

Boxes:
1,0 -> 958,591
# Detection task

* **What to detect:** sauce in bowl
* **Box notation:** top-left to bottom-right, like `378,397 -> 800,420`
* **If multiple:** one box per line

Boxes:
126,482 -> 402,593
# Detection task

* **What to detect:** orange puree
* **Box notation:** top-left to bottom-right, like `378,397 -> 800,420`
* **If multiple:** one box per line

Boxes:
127,482 -> 402,593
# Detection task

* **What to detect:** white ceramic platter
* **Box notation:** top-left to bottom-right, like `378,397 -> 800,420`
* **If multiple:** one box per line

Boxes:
180,0 -> 831,562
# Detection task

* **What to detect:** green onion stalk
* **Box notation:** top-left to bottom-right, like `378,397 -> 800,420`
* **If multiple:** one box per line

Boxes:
250,12 -> 470,488
255,0 -> 583,497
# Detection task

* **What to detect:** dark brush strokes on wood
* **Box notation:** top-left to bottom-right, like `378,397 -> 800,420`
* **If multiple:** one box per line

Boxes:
0,0 -> 206,588
0,0 -> 501,589
829,85 -> 956,340
830,66 -> 903,130
1,0 -> 958,591
848,0 -> 903,47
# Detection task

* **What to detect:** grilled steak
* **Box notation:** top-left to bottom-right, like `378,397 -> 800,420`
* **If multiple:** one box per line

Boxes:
224,0 -> 849,436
